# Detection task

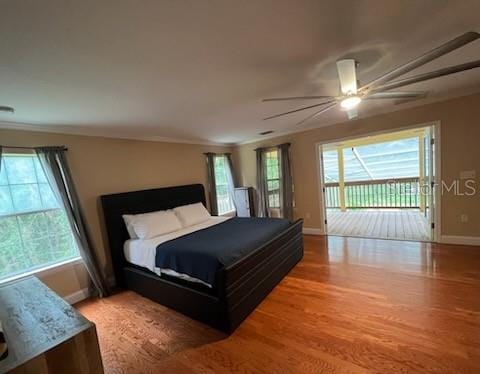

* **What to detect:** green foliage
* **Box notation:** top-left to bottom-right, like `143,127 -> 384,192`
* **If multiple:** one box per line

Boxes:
214,156 -> 228,185
0,216 -> 21,247
0,155 -> 78,281
264,150 -> 281,208
213,155 -> 234,214
265,150 -> 279,180
0,156 -> 61,215
0,210 -> 78,280
325,181 -> 421,208
0,186 -> 14,215
267,180 -> 279,191
11,184 -> 42,212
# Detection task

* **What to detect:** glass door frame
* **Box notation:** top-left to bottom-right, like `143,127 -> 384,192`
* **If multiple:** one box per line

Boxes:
315,121 -> 441,242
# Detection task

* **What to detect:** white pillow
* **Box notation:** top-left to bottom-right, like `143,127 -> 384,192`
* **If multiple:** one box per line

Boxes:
174,203 -> 211,227
123,210 -> 182,240
122,214 -> 139,239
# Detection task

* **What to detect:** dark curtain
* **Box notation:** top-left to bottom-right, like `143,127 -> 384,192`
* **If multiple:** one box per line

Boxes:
35,146 -> 110,297
225,153 -> 238,187
204,152 -> 218,215
255,148 -> 269,217
279,143 -> 294,221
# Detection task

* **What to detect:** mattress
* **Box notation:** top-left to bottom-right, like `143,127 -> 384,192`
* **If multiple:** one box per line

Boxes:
124,216 -> 230,287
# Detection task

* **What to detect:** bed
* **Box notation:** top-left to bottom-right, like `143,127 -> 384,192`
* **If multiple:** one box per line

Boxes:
101,184 -> 303,333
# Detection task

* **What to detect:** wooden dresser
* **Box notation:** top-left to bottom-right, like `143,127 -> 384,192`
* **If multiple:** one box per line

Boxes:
0,277 -> 103,374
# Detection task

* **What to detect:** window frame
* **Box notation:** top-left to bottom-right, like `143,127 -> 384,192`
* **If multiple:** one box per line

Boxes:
264,148 -> 281,209
0,257 -> 83,285
0,152 -> 81,283
213,155 -> 236,216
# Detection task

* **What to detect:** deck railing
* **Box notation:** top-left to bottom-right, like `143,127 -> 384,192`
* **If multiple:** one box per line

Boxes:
325,177 -> 421,209
218,195 -> 235,214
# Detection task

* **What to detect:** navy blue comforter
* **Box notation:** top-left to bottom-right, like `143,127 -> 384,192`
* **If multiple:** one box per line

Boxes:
155,217 -> 291,286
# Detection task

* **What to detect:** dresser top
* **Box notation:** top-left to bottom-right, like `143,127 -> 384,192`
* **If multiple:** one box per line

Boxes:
0,276 -> 92,373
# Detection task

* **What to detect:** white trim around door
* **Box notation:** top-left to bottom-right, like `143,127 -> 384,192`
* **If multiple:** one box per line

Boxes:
315,120 -> 441,243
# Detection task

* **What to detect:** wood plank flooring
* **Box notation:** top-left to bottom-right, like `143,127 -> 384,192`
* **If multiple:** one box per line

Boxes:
77,235 -> 480,373
327,209 -> 430,241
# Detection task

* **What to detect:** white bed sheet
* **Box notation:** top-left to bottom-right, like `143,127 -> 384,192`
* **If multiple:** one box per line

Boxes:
123,216 -> 231,288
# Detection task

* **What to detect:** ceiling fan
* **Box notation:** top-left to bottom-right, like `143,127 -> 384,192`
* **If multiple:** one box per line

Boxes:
262,31 -> 480,125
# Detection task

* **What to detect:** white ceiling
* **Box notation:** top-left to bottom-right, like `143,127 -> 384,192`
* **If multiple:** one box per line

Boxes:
0,0 -> 479,145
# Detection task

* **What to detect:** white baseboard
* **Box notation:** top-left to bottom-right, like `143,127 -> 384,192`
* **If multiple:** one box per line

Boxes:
303,227 -> 324,235
439,235 -> 480,246
63,276 -> 116,305
64,287 -> 90,305
300,230 -> 480,246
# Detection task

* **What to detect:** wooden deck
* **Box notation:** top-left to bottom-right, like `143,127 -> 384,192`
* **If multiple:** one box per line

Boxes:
327,209 -> 430,241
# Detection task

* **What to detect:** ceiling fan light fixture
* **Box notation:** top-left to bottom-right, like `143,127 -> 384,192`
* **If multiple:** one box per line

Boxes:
336,59 -> 358,95
262,32 -> 480,125
340,96 -> 361,110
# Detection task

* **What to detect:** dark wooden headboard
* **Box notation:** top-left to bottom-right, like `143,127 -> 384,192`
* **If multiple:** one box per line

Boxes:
100,183 -> 206,287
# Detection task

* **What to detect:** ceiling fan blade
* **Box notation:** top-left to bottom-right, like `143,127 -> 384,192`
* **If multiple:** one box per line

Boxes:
262,95 -> 334,102
263,99 -> 336,120
347,108 -> 358,120
336,59 -> 358,94
295,102 -> 337,126
359,31 -> 479,93
370,60 -> 480,92
366,91 -> 428,100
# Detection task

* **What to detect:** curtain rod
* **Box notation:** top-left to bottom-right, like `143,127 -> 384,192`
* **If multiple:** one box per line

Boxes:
1,145 -> 68,151
254,142 -> 291,152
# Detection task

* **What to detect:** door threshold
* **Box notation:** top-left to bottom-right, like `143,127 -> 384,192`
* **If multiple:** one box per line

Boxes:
326,233 -> 432,244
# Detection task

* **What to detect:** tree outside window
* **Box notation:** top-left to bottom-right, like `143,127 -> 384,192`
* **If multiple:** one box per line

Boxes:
265,150 -> 281,209
0,154 -> 79,281
214,155 -> 235,215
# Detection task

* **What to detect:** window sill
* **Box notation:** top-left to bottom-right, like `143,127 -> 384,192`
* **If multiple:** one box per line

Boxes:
0,257 -> 84,286
219,209 -> 237,217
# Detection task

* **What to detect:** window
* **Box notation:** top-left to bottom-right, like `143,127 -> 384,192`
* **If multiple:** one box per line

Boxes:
265,149 -> 281,209
0,154 -> 79,282
213,155 -> 235,215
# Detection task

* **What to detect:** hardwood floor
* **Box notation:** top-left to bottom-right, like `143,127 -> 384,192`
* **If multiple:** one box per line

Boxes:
327,209 -> 430,241
77,235 -> 480,373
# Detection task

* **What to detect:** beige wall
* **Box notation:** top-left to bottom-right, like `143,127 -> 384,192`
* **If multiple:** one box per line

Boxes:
234,93 -> 480,237
0,129 -> 231,297
1,93 -> 479,298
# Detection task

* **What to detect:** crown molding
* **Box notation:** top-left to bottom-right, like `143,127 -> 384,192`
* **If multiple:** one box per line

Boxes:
0,120 -> 232,147
1,89 -> 479,148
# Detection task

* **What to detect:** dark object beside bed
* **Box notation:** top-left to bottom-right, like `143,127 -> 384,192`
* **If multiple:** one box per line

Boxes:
101,184 -> 303,333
